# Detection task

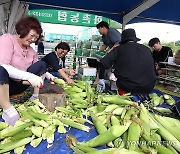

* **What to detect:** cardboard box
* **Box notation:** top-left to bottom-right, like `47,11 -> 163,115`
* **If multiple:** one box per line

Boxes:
78,66 -> 97,84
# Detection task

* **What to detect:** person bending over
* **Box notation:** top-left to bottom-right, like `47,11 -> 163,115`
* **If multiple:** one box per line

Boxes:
97,28 -> 156,97
96,21 -> 121,53
42,42 -> 75,85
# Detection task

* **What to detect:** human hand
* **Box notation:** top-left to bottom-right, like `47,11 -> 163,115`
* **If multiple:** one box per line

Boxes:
45,72 -> 57,82
69,69 -> 76,76
96,79 -> 105,92
109,73 -> 117,81
155,64 -> 160,70
66,78 -> 74,85
27,73 -> 44,88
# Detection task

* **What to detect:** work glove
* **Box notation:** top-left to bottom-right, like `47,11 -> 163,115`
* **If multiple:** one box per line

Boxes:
27,73 -> 44,88
109,73 -> 117,81
1,64 -> 43,88
97,79 -> 106,92
2,106 -> 20,126
45,72 -> 57,82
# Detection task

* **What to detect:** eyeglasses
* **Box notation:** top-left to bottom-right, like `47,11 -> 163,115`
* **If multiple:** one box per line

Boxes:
57,48 -> 68,57
29,33 -> 39,41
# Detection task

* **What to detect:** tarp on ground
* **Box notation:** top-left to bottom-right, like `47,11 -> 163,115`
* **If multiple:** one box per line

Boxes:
0,89 -> 179,154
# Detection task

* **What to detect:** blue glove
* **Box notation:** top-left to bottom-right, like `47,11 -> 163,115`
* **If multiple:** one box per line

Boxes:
97,79 -> 105,92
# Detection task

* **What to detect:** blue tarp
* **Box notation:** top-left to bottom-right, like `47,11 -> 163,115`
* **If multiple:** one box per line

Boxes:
21,0 -> 180,25
0,89 -> 179,154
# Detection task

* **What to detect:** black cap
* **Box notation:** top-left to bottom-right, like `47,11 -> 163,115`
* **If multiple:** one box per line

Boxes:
148,37 -> 160,47
120,28 -> 140,44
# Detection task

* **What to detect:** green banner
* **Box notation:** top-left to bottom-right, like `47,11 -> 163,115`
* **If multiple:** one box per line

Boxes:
28,9 -> 108,27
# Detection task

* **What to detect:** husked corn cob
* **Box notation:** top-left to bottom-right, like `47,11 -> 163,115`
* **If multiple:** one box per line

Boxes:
127,121 -> 141,151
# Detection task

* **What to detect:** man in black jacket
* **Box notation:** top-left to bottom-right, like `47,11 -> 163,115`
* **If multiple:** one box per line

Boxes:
97,28 -> 156,95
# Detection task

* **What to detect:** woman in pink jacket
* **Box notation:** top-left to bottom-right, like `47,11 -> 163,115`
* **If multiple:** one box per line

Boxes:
0,16 -> 47,125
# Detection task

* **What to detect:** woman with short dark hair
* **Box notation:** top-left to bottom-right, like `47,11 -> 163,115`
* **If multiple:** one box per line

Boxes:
0,16 -> 47,125
42,42 -> 75,85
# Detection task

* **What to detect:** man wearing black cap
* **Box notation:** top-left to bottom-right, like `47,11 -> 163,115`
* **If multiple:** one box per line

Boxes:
97,28 -> 156,96
96,21 -> 121,53
148,37 -> 173,75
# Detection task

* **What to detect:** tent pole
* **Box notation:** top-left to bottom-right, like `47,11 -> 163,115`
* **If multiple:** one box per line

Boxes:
122,0 -> 160,28
0,5 -> 6,34
7,0 -> 29,34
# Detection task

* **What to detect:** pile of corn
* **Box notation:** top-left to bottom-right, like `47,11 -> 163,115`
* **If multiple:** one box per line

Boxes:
0,80 -> 179,154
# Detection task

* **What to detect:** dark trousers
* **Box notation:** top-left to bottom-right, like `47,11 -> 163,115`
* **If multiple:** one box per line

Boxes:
0,61 -> 47,95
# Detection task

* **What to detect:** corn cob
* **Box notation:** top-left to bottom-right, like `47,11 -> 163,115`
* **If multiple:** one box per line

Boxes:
150,93 -> 164,106
57,117 -> 90,132
142,134 -> 174,154
113,137 -> 125,148
14,145 -> 25,154
121,107 -> 127,119
140,104 -> 150,137
97,103 -> 106,112
0,122 -> 33,139
58,124 -> 67,133
0,137 -> 34,153
54,78 -> 66,87
103,95 -> 135,106
55,106 -> 79,117
150,132 -> 161,142
163,94 -> 176,105
127,121 -> 141,151
70,145 -> 85,154
81,123 -> 131,147
149,114 -> 180,152
90,111 -> 107,134
71,86 -> 83,93
111,115 -> 120,126
86,148 -> 118,154
112,107 -> 124,115
30,137 -> 43,148
86,148 -> 143,154
29,111 -> 51,121
167,145 -> 179,154
153,107 -> 172,113
74,80 -> 86,90
20,110 -> 48,127
30,99 -> 46,109
0,122 -> 8,131
154,114 -> 180,142
31,126 -> 43,137
123,107 -> 137,121
75,144 -> 98,153
10,129 -> 33,141
70,98 -> 88,105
